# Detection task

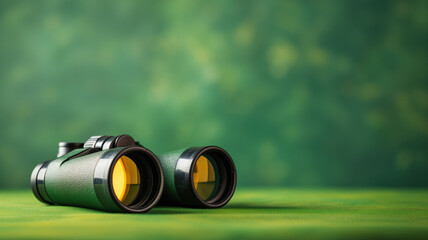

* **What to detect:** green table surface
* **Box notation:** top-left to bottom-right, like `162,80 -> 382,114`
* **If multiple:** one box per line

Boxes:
1,188 -> 428,239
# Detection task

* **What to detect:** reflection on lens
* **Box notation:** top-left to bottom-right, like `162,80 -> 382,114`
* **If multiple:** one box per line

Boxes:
193,155 -> 219,201
112,156 -> 141,205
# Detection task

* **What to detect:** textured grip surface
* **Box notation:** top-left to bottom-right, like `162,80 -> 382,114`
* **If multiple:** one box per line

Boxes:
157,149 -> 187,205
44,150 -> 105,210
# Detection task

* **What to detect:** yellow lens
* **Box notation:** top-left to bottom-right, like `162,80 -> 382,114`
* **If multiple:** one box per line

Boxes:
193,155 -> 219,201
112,156 -> 140,205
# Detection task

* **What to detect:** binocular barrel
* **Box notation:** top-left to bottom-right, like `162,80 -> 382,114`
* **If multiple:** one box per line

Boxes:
31,135 -> 164,213
158,146 -> 237,208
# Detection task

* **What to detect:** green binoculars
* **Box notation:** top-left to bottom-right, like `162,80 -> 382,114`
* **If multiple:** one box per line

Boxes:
31,135 -> 237,213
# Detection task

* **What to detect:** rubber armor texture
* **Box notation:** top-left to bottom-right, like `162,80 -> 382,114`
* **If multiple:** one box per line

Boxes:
157,149 -> 187,205
44,150 -> 105,210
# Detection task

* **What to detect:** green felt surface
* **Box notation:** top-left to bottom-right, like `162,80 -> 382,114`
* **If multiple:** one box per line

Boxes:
1,188 -> 428,239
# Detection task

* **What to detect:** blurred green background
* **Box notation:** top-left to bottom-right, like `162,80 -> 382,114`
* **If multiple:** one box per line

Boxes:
0,0 -> 427,189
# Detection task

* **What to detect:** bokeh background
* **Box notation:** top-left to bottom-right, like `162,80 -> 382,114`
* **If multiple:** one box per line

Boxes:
1,0 -> 427,189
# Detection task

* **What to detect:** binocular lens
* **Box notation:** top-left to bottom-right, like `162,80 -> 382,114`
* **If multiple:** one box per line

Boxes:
112,156 -> 141,205
193,155 -> 220,201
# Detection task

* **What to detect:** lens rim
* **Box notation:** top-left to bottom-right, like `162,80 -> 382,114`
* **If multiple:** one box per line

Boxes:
175,146 -> 237,208
93,146 -> 164,213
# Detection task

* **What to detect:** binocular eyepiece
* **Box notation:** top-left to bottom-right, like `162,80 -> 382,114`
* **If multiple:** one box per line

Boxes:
31,134 -> 237,213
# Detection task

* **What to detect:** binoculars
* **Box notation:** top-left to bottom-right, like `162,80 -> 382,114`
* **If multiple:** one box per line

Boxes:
31,135 -> 237,213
